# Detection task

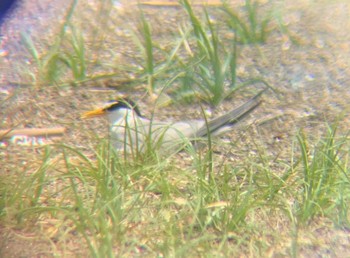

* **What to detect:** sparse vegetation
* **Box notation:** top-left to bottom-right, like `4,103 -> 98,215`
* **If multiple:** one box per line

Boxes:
179,0 -> 238,105
1,124 -> 349,256
222,0 -> 272,44
1,0 -> 349,257
21,0 -> 80,86
295,125 -> 350,225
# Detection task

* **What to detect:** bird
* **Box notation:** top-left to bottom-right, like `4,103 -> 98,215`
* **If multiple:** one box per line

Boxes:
81,91 -> 264,154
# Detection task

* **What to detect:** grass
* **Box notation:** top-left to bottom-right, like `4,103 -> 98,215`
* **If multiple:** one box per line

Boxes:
18,0 -> 277,103
222,0 -> 272,44
131,12 -> 156,94
129,10 -> 190,96
21,0 -> 80,86
101,0 -> 275,104
172,0 -> 276,105
19,0 -> 119,87
1,0 -> 348,256
180,0 -> 237,105
1,123 -> 349,256
295,125 -> 350,225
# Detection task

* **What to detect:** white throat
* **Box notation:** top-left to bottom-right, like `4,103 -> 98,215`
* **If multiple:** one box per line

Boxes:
107,107 -> 145,151
107,108 -> 139,125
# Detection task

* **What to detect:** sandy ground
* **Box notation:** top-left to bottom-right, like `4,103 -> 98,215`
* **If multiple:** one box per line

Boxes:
1,0 -> 350,256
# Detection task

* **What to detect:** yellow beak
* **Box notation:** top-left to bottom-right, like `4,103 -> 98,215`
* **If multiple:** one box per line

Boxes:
81,108 -> 106,119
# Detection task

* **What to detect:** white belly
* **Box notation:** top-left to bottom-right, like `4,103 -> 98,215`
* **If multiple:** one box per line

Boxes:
110,116 -> 203,154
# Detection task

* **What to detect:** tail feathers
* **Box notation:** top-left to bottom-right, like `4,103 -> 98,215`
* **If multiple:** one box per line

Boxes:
194,90 -> 264,138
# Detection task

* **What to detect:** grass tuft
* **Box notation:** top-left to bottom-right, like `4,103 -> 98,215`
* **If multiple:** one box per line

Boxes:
222,0 -> 272,44
21,0 -> 80,86
179,0 -> 238,105
295,124 -> 350,225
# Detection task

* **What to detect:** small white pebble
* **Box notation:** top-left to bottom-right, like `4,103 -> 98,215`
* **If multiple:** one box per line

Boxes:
0,141 -> 8,148
315,39 -> 325,48
204,109 -> 212,118
0,87 -> 10,95
305,74 -> 315,81
282,40 -> 291,51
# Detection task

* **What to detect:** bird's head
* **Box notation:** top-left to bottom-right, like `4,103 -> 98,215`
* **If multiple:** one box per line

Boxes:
81,98 -> 143,120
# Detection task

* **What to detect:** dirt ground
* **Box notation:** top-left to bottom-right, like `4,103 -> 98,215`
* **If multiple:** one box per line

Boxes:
1,0 -> 350,257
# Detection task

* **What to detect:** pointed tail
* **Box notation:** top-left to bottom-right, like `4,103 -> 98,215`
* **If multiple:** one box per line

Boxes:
194,90 -> 264,137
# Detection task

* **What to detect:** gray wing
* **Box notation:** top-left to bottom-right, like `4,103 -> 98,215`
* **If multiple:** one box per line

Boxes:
193,90 -> 264,138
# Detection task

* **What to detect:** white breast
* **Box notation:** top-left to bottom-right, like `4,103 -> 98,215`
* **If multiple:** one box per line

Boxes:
108,109 -> 203,154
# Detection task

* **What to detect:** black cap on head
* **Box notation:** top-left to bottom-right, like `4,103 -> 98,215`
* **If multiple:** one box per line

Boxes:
104,98 -> 143,117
